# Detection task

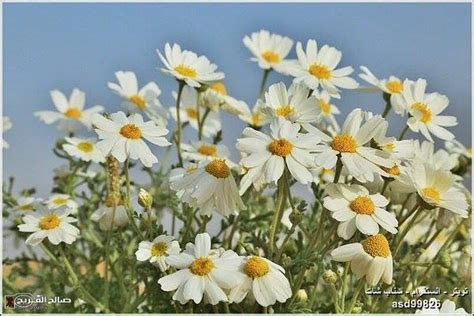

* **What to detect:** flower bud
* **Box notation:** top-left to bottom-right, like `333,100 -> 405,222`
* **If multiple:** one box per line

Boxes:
439,251 -> 451,269
138,188 -> 153,209
296,289 -> 308,302
352,304 -> 362,313
289,209 -> 303,226
323,269 -> 338,284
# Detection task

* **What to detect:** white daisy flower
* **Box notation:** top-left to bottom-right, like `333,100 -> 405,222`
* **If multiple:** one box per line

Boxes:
35,89 -> 104,132
331,234 -> 393,286
135,235 -> 181,272
236,118 -> 320,193
243,30 -> 294,74
107,71 -> 168,126
201,82 -> 250,116
311,90 -> 341,131
229,255 -> 292,307
310,167 -> 336,184
304,109 -> 394,182
288,39 -> 358,98
14,197 -> 42,213
392,79 -> 457,141
323,183 -> 398,240
2,116 -> 12,148
409,161 -> 468,217
169,159 -> 245,217
358,66 -> 406,112
238,100 -> 269,128
170,86 -> 221,138
263,82 -> 319,124
158,43 -> 224,88
413,140 -> 458,171
373,119 -> 415,162
91,202 -> 129,231
92,111 -> 171,168
45,194 -> 78,212
445,139 -> 472,159
158,233 -> 244,305
181,141 -> 231,163
18,205 -> 80,246
416,299 -> 468,314
62,137 -> 105,163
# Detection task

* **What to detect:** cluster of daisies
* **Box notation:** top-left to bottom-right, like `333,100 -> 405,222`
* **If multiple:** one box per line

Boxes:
136,233 -> 291,306
7,29 -> 470,312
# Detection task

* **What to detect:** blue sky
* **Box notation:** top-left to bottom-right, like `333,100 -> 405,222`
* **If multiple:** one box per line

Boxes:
3,3 -> 471,195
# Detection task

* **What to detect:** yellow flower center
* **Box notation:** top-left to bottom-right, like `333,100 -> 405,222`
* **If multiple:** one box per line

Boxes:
190,257 -> 214,276
205,159 -> 230,178
53,198 -> 68,206
129,95 -> 146,110
383,143 -> 396,151
268,139 -> 293,157
275,105 -> 294,118
261,51 -> 281,64
251,114 -> 261,126
385,80 -> 403,94
150,242 -> 168,257
411,102 -> 432,123
350,196 -> 375,215
361,234 -> 391,258
210,82 -> 227,95
331,134 -> 358,153
422,187 -> 440,202
197,144 -> 217,156
319,100 -> 332,115
64,107 -> 82,119
174,65 -> 197,79
381,165 -> 400,176
309,64 -> 331,80
39,214 -> 61,230
19,204 -> 34,211
186,107 -> 198,119
77,142 -> 94,153
244,256 -> 270,278
186,165 -> 198,173
120,124 -> 142,139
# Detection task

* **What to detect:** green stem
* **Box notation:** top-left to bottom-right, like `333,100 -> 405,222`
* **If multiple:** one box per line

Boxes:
124,159 -> 144,239
174,81 -> 185,166
59,246 -> 109,312
347,280 -> 365,313
223,302 -> 231,314
381,100 -> 391,118
195,89 -> 202,140
340,262 -> 350,311
198,108 -> 210,141
333,157 -> 343,183
393,205 -> 421,257
398,125 -> 409,140
258,69 -> 271,99
103,202 -> 117,309
381,178 -> 390,195
268,169 -> 288,259
418,220 -> 465,285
